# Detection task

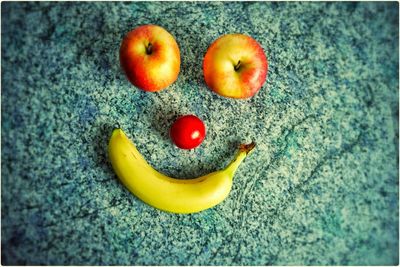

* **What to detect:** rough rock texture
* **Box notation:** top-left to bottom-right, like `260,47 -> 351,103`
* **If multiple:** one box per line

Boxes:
1,2 -> 398,265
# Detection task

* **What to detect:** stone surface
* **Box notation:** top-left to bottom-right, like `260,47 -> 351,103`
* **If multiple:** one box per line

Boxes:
1,2 -> 398,265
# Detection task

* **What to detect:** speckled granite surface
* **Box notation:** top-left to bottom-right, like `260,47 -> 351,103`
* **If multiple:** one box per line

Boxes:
1,2 -> 399,265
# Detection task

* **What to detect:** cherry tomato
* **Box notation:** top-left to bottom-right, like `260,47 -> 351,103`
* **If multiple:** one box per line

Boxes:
170,115 -> 206,149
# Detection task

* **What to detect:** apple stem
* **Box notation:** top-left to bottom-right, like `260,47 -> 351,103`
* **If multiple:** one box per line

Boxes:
234,60 -> 241,71
146,43 -> 153,55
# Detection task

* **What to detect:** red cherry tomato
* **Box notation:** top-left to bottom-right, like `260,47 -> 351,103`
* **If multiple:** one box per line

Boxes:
170,115 -> 206,149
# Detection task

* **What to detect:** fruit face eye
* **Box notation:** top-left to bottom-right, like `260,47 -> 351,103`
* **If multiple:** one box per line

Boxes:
203,33 -> 268,98
120,24 -> 180,92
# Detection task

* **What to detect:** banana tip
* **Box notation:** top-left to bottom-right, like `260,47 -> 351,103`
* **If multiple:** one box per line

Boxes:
113,122 -> 121,131
111,126 -> 123,138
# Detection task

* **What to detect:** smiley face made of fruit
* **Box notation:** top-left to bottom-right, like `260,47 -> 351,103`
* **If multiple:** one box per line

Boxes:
109,24 -> 267,214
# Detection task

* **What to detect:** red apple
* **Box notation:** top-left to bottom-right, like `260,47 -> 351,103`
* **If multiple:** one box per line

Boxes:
120,25 -> 181,92
203,34 -> 268,99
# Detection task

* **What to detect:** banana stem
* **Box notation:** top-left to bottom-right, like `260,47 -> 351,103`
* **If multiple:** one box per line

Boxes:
225,142 -> 256,177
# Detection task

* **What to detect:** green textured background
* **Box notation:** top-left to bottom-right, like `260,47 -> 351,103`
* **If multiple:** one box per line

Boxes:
1,1 -> 399,265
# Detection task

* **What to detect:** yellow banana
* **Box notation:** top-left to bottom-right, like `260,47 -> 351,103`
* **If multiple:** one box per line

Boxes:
108,128 -> 255,214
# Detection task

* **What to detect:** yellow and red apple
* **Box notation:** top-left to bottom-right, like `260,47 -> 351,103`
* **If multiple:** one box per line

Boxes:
203,34 -> 268,99
120,25 -> 181,92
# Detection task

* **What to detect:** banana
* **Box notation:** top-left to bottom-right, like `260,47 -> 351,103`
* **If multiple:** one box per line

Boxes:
108,128 -> 255,214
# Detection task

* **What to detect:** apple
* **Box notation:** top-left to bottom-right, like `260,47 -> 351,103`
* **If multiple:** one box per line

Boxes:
203,34 -> 268,99
120,25 -> 181,92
